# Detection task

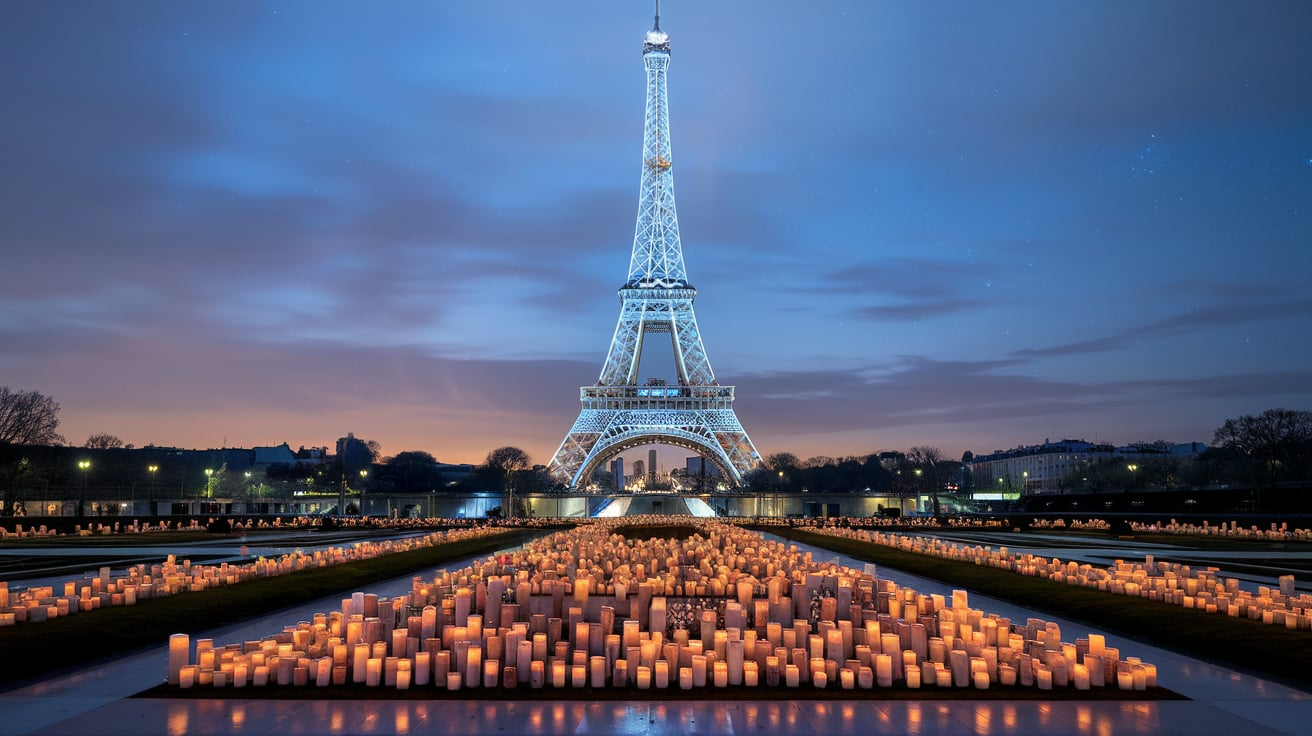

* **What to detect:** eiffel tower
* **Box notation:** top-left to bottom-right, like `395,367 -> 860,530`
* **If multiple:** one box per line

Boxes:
548,4 -> 761,489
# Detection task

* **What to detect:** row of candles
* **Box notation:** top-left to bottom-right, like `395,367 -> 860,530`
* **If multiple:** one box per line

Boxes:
811,526 -> 1310,630
0,515 -> 522,540
167,519 -> 1156,693
1129,519 -> 1309,541
0,526 -> 510,627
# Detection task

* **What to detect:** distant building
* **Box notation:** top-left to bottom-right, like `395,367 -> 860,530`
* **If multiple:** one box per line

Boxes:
632,459 -> 645,482
685,456 -> 721,477
968,438 -> 1204,495
252,443 -> 296,467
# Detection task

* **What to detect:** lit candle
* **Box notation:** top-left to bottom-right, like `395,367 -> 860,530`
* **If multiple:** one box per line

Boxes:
785,664 -> 800,688
637,665 -> 652,690
1036,667 -> 1053,690
179,665 -> 196,689
484,659 -> 499,688
729,658 -> 750,687
414,652 -> 430,687
679,666 -> 693,690
572,663 -> 587,688
168,634 -> 189,685
447,671 -> 463,691
1073,663 -> 1090,690
366,658 -> 382,687
692,655 -> 707,687
397,659 -> 412,690
875,654 -> 893,687
655,659 -> 670,689
590,656 -> 606,687
552,660 -> 566,688
530,660 -> 545,688
713,660 -> 728,688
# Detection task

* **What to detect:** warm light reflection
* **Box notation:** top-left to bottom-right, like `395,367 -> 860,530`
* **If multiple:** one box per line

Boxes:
229,703 -> 245,729
1002,704 -> 1017,730
1077,704 -> 1093,734
394,708 -> 410,734
973,704 -> 991,735
166,705 -> 188,736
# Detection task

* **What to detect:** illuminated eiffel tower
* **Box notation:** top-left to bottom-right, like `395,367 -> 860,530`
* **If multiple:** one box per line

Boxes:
548,4 -> 761,489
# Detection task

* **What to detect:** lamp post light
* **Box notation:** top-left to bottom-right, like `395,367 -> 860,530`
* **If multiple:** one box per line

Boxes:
1126,464 -> 1138,492
77,460 -> 91,517
204,468 -> 214,502
358,469 -> 368,515
147,465 -> 158,512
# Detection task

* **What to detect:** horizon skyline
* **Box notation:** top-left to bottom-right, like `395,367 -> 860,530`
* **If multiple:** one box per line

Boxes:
3,2 -> 1310,470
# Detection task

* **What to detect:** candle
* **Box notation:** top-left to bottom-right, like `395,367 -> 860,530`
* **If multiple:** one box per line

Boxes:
414,652 -> 430,686
552,660 -> 566,688
741,660 -> 757,687
168,634 -> 189,685
655,659 -> 670,689
590,656 -> 606,687
397,659 -> 412,690
637,665 -> 652,690
679,666 -> 693,690
447,671 -> 463,691
353,643 -> 369,683
713,660 -> 728,688
691,654 -> 707,687
572,663 -> 587,688
366,658 -> 382,687
1073,663 -> 1090,690
1036,666 -> 1052,690
179,665 -> 196,689
785,664 -> 800,688
875,654 -> 893,687
906,664 -> 921,689
484,659 -> 499,688
530,660 -> 545,689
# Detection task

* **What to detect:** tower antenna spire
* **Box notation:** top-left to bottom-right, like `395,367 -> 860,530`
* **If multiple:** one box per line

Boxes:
653,0 -> 661,32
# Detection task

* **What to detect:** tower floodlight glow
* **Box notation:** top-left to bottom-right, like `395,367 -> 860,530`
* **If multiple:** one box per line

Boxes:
548,7 -> 761,489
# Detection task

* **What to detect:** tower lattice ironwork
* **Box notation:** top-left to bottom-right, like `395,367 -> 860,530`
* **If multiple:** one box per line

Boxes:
548,7 -> 761,489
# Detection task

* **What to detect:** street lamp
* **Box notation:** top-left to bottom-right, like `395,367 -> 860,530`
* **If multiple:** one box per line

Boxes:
77,460 -> 90,517
1126,464 -> 1138,491
204,468 -> 214,500
358,469 -> 368,515
147,465 -> 158,509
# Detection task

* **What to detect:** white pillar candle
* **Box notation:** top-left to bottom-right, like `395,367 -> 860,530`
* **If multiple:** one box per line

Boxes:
168,634 -> 189,685
713,660 -> 728,688
447,671 -> 462,691
366,658 -> 382,687
637,665 -> 652,690
530,660 -> 545,688
1073,663 -> 1090,690
679,666 -> 693,690
179,665 -> 196,689
875,654 -> 893,687
484,659 -> 499,688
551,660 -> 566,688
1036,667 -> 1053,690
415,652 -> 430,686
744,660 -> 759,687
397,659 -> 412,690
906,664 -> 921,689
572,663 -> 587,688
785,664 -> 800,688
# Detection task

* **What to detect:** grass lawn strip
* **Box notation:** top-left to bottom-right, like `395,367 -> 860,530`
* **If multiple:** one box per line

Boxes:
750,526 -> 1312,692
0,528 -> 553,689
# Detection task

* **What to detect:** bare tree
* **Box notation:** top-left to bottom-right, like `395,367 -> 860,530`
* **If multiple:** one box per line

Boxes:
84,433 -> 124,449
0,387 -> 65,445
907,446 -> 945,521
484,447 -> 531,518
1214,408 -> 1312,496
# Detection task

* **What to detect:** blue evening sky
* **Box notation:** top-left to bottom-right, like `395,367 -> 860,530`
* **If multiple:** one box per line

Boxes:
2,1 -> 1310,466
